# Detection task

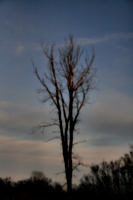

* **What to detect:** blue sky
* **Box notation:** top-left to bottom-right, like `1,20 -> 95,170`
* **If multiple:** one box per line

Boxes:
0,0 -> 133,184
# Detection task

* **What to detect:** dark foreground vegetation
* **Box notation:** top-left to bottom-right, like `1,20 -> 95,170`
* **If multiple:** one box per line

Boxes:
1,149 -> 133,200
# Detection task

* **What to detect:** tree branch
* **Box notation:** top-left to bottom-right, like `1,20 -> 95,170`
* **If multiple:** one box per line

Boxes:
31,122 -> 59,134
73,140 -> 86,146
43,136 -> 60,143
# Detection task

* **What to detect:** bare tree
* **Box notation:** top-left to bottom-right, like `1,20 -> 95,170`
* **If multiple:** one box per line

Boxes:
31,171 -> 45,181
32,35 -> 96,199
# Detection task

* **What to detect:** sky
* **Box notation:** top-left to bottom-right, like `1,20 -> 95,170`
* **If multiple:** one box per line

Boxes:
0,0 -> 133,184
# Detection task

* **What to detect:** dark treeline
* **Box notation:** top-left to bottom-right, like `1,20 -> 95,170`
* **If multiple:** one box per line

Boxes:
0,171 -> 66,200
0,148 -> 133,200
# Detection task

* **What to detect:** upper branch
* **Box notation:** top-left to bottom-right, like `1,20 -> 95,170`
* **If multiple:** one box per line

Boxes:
32,63 -> 58,107
74,50 -> 95,91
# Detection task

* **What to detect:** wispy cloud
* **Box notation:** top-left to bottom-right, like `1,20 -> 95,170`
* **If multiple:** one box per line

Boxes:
16,44 -> 25,55
14,43 -> 42,55
76,32 -> 133,45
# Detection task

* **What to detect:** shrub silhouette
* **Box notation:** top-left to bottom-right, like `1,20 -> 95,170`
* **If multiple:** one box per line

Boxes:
76,149 -> 133,200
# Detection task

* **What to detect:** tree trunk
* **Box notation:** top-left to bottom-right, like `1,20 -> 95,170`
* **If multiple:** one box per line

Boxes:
67,177 -> 72,200
67,90 -> 73,200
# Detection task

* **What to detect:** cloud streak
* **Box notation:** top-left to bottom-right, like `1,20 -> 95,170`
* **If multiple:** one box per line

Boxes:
0,136 -> 63,181
0,101 -> 57,140
76,32 -> 133,45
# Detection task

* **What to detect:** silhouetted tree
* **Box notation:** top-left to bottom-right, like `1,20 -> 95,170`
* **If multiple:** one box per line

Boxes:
32,34 -> 96,199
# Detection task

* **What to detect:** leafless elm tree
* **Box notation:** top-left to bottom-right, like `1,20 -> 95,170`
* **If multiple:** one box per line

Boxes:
32,35 -> 96,199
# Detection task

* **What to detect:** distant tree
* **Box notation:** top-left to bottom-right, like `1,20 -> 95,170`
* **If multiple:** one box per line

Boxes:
32,34 -> 96,199
15,172 -> 54,199
31,171 -> 45,181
